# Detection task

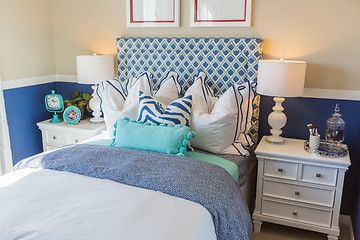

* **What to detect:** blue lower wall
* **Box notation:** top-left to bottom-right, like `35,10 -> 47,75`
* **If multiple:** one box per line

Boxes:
259,96 -> 360,238
3,83 -> 56,164
56,82 -> 92,100
3,82 -> 92,165
3,82 -> 360,238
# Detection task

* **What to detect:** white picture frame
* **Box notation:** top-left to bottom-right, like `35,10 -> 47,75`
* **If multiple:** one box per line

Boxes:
190,0 -> 252,27
126,0 -> 180,27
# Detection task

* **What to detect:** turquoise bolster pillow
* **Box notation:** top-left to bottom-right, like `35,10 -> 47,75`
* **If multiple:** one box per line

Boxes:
112,118 -> 196,156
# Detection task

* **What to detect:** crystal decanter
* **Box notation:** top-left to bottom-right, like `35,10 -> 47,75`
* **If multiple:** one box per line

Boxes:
325,104 -> 345,151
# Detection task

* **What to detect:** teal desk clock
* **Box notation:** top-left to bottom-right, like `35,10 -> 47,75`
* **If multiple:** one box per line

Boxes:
45,90 -> 64,123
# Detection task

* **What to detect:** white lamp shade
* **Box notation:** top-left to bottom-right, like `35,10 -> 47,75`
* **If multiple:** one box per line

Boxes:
76,55 -> 114,84
257,59 -> 306,97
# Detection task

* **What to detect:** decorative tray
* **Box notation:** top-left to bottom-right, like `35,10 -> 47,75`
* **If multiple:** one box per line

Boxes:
304,140 -> 348,158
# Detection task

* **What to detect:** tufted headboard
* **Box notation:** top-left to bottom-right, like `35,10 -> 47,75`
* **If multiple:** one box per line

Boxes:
116,37 -> 263,144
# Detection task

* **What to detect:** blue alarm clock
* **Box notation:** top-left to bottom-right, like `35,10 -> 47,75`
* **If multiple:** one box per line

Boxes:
63,106 -> 81,125
45,90 -> 64,123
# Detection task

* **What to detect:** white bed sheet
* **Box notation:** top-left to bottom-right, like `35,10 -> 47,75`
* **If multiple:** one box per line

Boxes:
0,168 -> 216,240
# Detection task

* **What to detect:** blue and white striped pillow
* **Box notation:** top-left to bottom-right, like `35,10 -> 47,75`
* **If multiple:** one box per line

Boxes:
137,91 -> 192,127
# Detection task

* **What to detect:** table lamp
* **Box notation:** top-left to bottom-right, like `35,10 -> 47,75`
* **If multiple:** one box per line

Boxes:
257,58 -> 306,144
76,54 -> 114,123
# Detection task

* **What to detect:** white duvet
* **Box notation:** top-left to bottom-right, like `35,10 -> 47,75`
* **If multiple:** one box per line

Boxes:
0,168 -> 216,240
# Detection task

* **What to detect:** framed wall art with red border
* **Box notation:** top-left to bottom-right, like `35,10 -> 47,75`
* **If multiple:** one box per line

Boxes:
127,0 -> 180,27
190,0 -> 252,27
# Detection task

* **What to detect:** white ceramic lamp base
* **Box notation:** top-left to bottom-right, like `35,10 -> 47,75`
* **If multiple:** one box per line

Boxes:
89,84 -> 104,123
266,97 -> 287,144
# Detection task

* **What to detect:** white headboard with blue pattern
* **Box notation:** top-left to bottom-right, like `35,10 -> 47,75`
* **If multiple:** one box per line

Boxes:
116,37 -> 262,94
116,37 -> 263,143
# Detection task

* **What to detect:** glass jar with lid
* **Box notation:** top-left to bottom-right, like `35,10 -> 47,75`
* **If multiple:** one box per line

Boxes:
325,104 -> 345,151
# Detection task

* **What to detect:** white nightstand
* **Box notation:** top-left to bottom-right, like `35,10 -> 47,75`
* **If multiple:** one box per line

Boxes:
37,118 -> 106,152
253,136 -> 351,240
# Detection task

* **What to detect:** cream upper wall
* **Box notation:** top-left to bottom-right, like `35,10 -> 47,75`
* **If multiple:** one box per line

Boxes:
50,0 -> 360,91
0,0 -> 55,81
2,0 -> 359,91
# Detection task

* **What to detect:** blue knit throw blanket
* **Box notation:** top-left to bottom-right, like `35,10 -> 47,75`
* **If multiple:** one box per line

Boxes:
14,144 -> 252,240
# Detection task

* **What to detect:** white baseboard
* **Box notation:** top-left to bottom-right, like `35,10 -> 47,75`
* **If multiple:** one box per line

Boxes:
340,214 -> 355,240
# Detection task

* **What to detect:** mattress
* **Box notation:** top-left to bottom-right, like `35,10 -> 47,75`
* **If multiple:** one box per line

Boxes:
2,143 -> 252,240
193,147 -> 253,186
0,168 -> 216,240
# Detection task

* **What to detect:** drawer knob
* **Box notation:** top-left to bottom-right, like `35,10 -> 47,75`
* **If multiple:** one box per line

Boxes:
278,168 -> 283,173
292,211 -> 297,216
316,173 -> 322,178
295,191 -> 300,196
53,136 -> 57,140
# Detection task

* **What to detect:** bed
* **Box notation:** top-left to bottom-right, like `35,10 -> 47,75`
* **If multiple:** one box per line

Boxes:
0,37 -> 262,240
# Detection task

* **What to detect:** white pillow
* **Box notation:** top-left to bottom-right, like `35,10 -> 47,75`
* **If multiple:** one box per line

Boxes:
98,72 -> 153,135
120,72 -> 154,120
97,79 -> 127,133
98,71 -> 181,136
155,71 -> 181,106
185,72 -> 255,156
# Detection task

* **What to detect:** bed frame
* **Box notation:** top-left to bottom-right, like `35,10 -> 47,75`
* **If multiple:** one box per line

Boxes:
116,37 -> 263,207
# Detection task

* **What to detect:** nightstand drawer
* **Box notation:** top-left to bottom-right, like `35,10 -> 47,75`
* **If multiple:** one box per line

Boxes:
44,130 -> 65,146
65,133 -> 87,145
301,165 -> 338,186
44,145 -> 59,152
264,160 -> 298,180
263,180 -> 335,207
38,118 -> 106,152
262,199 -> 332,227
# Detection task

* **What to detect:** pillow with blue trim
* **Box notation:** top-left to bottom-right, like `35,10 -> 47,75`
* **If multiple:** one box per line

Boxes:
98,72 -> 153,135
154,71 -> 181,106
185,72 -> 256,156
98,71 -> 181,135
112,118 -> 196,156
125,71 -> 181,105
137,91 -> 192,127
97,78 -> 127,134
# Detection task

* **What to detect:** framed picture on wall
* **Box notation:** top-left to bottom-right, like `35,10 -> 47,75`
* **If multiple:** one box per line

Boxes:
126,0 -> 180,27
190,0 -> 252,27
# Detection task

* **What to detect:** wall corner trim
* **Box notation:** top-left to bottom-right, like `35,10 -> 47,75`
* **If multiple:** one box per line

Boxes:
0,78 -> 13,174
340,214 -> 355,240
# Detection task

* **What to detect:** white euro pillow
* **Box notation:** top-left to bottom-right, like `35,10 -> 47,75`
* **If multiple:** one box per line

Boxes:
155,71 -> 181,106
98,72 -> 153,135
97,79 -> 127,134
185,72 -> 255,156
98,71 -> 181,136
